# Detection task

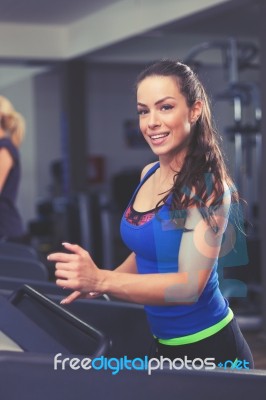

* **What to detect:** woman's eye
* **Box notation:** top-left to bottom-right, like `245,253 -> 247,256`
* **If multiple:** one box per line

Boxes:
161,104 -> 173,111
137,109 -> 148,115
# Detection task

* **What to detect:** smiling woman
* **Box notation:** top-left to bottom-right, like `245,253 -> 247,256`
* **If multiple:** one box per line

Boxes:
136,77 -> 201,159
48,59 -> 254,367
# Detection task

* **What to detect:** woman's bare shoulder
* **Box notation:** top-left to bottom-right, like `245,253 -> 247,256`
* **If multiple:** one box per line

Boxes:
140,161 -> 159,180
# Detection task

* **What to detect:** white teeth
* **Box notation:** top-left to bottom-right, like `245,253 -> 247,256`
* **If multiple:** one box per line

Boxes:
150,133 -> 169,140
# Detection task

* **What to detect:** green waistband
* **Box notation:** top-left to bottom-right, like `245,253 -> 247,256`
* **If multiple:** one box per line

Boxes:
156,308 -> 234,346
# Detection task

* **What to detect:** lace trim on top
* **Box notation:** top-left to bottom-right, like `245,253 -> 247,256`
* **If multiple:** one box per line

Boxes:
125,203 -> 162,226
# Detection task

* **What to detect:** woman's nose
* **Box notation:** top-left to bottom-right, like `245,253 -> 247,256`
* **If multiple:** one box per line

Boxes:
148,111 -> 161,129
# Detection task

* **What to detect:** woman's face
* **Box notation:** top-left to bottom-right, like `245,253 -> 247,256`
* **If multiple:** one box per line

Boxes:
137,75 -> 201,160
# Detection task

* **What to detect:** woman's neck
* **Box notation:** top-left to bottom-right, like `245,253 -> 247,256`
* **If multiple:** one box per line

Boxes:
158,150 -> 187,180
154,158 -> 183,194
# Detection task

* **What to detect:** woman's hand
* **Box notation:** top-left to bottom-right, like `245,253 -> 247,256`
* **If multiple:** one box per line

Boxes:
59,290 -> 103,305
47,242 -> 103,304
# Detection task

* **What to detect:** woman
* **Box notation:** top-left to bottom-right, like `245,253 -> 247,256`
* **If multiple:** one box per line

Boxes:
48,60 -> 253,367
0,95 -> 25,241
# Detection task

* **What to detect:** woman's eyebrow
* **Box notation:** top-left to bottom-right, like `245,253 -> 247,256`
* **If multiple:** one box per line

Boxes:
137,96 -> 176,107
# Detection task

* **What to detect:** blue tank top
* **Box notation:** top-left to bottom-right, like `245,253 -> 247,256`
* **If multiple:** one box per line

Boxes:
120,162 -> 229,339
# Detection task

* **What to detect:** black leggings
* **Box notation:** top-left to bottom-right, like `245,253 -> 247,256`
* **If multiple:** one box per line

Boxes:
151,318 -> 254,368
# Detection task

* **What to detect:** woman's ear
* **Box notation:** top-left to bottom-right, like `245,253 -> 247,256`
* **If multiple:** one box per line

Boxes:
190,100 -> 203,123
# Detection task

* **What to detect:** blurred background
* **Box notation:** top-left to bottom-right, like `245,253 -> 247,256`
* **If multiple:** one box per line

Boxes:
0,0 -> 266,367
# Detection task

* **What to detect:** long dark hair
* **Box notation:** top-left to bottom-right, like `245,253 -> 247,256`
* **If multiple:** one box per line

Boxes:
135,59 -> 239,231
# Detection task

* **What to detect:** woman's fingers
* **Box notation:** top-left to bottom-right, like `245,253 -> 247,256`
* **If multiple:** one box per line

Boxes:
87,292 -> 102,298
54,262 -> 77,272
62,242 -> 91,259
47,242 -> 91,262
60,290 -> 82,304
47,252 -> 77,263
60,290 -> 103,305
56,278 -> 80,290
47,242 -> 99,299
54,268 -> 77,280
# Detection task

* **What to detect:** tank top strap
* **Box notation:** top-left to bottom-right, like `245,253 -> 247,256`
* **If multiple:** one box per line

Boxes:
141,161 -> 160,182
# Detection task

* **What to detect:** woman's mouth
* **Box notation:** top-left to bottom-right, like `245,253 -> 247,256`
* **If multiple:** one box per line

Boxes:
149,132 -> 170,145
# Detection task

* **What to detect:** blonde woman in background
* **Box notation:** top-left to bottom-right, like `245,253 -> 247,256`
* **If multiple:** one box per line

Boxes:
0,95 -> 26,242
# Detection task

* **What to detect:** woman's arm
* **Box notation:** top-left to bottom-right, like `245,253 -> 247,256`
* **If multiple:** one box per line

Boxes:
0,148 -> 13,192
56,252 -> 138,303
48,184 -> 231,305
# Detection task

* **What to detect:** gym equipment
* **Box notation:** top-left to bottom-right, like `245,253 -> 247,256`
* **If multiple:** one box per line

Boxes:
185,37 -> 261,238
0,285 -> 109,356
